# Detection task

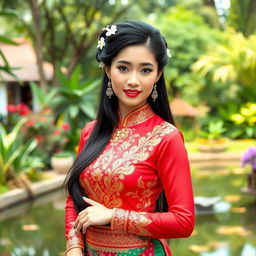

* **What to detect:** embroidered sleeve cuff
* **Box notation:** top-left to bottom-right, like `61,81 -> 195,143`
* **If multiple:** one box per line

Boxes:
111,208 -> 152,237
66,227 -> 84,252
111,208 -> 128,233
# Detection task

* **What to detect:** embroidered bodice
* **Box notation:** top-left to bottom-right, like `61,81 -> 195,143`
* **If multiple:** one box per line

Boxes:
65,104 -> 194,255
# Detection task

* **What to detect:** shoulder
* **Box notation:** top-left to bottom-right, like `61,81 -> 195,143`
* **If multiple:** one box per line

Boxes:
155,121 -> 185,146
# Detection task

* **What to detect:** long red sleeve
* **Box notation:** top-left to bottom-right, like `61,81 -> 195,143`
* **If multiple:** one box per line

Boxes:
111,130 -> 194,239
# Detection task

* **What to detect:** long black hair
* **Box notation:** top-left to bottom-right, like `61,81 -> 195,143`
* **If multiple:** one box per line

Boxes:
65,20 -> 175,213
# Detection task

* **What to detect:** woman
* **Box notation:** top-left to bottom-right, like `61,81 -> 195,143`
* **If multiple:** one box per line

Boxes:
65,20 -> 194,256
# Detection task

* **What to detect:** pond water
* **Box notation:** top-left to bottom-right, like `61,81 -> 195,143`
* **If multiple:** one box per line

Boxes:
0,161 -> 256,256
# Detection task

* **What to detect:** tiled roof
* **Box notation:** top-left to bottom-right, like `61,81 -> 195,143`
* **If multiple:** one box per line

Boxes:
0,38 -> 53,82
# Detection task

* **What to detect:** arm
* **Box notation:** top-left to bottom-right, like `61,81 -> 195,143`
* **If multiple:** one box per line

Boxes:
64,122 -> 95,254
111,129 -> 195,239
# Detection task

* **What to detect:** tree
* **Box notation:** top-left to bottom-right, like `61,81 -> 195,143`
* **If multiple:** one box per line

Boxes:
0,9 -> 19,80
193,31 -> 256,88
28,0 -> 47,90
1,0 -> 136,84
227,0 -> 256,36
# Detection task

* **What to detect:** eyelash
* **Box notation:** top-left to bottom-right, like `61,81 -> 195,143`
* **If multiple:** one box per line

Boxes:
117,66 -> 153,73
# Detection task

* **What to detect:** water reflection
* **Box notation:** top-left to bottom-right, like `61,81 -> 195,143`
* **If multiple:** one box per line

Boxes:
0,190 -> 66,256
0,163 -> 256,256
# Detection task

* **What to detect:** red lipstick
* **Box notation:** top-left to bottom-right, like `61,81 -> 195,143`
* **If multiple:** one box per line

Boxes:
123,89 -> 141,97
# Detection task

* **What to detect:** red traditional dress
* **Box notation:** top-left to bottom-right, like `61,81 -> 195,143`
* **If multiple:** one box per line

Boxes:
65,104 -> 194,256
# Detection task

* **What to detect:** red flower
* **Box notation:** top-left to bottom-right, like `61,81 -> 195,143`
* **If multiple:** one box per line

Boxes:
20,108 -> 31,116
26,120 -> 34,127
54,129 -> 61,135
35,135 -> 42,141
7,105 -> 17,112
61,123 -> 70,131
16,103 -> 31,116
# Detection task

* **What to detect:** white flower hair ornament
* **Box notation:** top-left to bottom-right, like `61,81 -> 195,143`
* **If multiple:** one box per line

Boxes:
103,25 -> 117,36
98,61 -> 105,68
167,48 -> 172,58
97,25 -> 117,68
97,37 -> 105,50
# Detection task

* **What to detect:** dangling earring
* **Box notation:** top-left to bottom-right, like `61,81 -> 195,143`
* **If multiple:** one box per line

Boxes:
106,79 -> 113,99
151,84 -> 158,102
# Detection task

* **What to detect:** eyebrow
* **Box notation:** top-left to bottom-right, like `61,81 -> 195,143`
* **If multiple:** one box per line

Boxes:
116,60 -> 154,67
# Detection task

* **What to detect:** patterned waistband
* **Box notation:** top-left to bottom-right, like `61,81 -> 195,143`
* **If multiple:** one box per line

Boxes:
85,226 -> 149,250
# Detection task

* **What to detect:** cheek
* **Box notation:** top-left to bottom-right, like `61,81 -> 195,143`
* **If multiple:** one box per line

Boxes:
111,72 -> 124,90
143,77 -> 156,91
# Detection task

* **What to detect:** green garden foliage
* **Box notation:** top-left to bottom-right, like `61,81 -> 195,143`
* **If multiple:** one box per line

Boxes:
0,119 -> 44,186
148,6 -> 223,105
227,0 -> 256,36
0,9 -> 19,80
53,65 -> 99,127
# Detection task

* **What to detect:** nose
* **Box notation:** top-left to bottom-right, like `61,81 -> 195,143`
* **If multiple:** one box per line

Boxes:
127,71 -> 139,87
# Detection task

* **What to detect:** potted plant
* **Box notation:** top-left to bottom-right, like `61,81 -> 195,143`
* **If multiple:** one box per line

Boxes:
50,152 -> 74,174
197,120 -> 228,153
241,146 -> 256,194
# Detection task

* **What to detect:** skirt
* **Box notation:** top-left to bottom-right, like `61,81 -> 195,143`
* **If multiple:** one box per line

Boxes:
84,226 -> 172,256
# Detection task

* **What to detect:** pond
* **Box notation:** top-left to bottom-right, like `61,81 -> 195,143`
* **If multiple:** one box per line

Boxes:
0,161 -> 256,256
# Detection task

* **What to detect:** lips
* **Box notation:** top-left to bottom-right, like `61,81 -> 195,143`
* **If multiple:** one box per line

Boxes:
123,89 -> 141,97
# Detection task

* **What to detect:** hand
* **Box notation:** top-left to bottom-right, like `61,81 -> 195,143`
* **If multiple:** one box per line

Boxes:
74,196 -> 113,234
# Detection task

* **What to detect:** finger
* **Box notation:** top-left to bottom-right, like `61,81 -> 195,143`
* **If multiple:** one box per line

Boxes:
73,211 -> 84,228
74,215 -> 83,231
77,216 -> 89,234
75,219 -> 84,233
82,196 -> 101,206
82,219 -> 91,234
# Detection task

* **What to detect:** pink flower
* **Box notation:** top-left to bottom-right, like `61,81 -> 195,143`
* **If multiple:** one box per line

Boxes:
7,105 -> 17,112
54,129 -> 61,135
61,123 -> 70,131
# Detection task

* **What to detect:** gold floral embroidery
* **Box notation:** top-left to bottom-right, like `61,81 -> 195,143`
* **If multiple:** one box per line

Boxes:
112,208 -> 153,236
122,104 -> 155,127
111,208 -> 129,233
127,211 -> 153,236
86,226 -> 149,252
126,176 -> 159,211
80,121 -> 176,209
110,127 -> 131,145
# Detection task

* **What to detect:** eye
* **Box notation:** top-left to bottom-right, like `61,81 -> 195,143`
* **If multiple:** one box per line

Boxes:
141,68 -> 153,73
117,65 -> 128,72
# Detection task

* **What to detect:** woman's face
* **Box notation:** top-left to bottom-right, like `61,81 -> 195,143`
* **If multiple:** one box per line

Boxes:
105,45 -> 161,117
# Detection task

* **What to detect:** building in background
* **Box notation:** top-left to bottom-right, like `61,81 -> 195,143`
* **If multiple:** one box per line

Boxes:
0,38 -> 53,116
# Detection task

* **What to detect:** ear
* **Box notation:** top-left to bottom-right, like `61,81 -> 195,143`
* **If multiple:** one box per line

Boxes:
155,71 -> 163,83
104,65 -> 111,79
